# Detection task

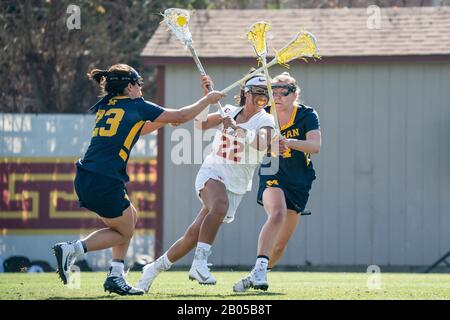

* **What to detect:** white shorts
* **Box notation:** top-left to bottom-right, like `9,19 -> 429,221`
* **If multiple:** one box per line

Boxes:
195,165 -> 244,224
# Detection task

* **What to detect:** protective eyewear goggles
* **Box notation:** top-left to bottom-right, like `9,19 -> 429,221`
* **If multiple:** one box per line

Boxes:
245,85 -> 269,97
272,84 -> 296,97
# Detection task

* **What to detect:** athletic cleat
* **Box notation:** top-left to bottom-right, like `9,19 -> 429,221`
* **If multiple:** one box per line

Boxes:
188,263 -> 216,285
104,275 -> 144,296
136,262 -> 161,293
233,274 -> 253,292
52,242 -> 77,285
251,267 -> 269,291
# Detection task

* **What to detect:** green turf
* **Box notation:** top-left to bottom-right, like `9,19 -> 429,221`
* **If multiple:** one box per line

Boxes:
1,271 -> 449,300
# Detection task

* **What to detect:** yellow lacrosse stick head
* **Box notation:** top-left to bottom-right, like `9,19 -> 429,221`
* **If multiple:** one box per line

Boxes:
246,21 -> 271,57
276,31 -> 319,66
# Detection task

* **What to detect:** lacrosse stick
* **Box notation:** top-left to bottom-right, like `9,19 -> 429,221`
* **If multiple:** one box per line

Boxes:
246,21 -> 279,130
161,8 -> 226,119
246,21 -> 279,157
222,31 -> 319,94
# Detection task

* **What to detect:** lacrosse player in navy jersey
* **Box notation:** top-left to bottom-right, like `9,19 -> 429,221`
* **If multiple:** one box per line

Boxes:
234,72 -> 321,292
52,63 -> 223,296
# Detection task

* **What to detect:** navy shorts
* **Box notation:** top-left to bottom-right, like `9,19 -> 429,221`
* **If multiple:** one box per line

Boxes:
74,167 -> 130,219
257,175 -> 310,214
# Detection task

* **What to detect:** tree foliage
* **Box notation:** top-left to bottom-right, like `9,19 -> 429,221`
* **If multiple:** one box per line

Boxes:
1,0 -> 447,113
0,0 -> 211,113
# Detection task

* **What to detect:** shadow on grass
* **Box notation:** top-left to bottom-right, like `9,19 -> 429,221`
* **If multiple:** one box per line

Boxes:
165,292 -> 286,299
46,295 -> 113,300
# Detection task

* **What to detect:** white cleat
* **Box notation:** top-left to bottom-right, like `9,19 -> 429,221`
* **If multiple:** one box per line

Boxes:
233,274 -> 253,292
136,262 -> 161,293
52,242 -> 77,285
188,263 -> 216,285
251,267 -> 269,291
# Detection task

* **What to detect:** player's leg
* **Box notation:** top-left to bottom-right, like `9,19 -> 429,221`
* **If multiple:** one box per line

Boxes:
109,203 -> 138,266
137,206 -> 209,292
100,205 -> 144,295
105,203 -> 137,276
233,187 -> 286,292
268,209 -> 300,268
82,205 -> 136,252
167,206 -> 209,262
189,179 -> 229,285
253,187 -> 287,290
258,187 -> 287,258
197,179 -> 229,244
52,205 -> 137,287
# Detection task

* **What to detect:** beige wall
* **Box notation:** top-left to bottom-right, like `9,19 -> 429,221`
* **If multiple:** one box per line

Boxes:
161,62 -> 450,267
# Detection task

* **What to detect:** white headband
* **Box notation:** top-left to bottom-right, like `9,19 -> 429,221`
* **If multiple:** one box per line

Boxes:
245,76 -> 267,87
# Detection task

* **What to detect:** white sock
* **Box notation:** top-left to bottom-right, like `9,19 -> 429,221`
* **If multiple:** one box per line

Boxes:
110,261 -> 124,276
73,240 -> 84,256
155,252 -> 173,271
194,242 -> 211,262
196,242 -> 211,252
255,257 -> 269,271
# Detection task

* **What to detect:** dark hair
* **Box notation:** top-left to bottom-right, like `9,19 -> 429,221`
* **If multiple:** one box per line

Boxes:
234,68 -> 266,106
87,64 -> 141,97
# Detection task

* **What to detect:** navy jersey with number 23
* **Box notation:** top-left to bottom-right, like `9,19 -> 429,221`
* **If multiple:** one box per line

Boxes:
77,96 -> 164,182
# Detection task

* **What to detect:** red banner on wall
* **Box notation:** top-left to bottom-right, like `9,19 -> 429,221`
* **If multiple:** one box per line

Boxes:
0,157 -> 160,234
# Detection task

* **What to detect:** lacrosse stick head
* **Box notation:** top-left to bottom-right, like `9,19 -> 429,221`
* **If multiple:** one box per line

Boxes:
275,31 -> 319,66
161,8 -> 193,46
246,21 -> 271,58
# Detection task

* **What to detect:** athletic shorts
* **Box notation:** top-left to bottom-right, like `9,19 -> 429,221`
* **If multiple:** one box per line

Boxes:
195,165 -> 244,224
257,175 -> 311,214
74,167 -> 130,219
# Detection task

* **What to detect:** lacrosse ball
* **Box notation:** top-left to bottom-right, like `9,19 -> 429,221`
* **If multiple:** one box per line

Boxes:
177,16 -> 187,26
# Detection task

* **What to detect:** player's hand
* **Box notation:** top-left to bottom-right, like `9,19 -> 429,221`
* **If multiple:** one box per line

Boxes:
234,127 -> 247,138
204,90 -> 225,105
271,135 -> 288,156
279,137 -> 290,154
200,75 -> 214,96
222,116 -> 238,130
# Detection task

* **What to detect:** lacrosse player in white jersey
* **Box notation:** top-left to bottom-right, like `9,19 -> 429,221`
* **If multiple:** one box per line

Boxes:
137,73 -> 285,292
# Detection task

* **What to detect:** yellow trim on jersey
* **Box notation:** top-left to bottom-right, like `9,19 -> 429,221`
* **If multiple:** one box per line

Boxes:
280,106 -> 298,131
112,96 -> 129,100
119,149 -> 128,162
124,121 -> 145,150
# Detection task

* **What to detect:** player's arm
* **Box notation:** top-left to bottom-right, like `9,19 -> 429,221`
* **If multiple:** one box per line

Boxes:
194,76 -> 223,130
140,121 -> 165,136
194,112 -> 223,130
154,91 -> 224,124
286,129 -> 321,154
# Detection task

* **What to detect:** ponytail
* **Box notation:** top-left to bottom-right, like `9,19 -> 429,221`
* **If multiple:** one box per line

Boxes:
87,64 -> 141,98
88,69 -> 109,84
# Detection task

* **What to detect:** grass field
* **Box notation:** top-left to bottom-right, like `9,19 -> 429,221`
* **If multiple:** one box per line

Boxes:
1,271 -> 449,300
